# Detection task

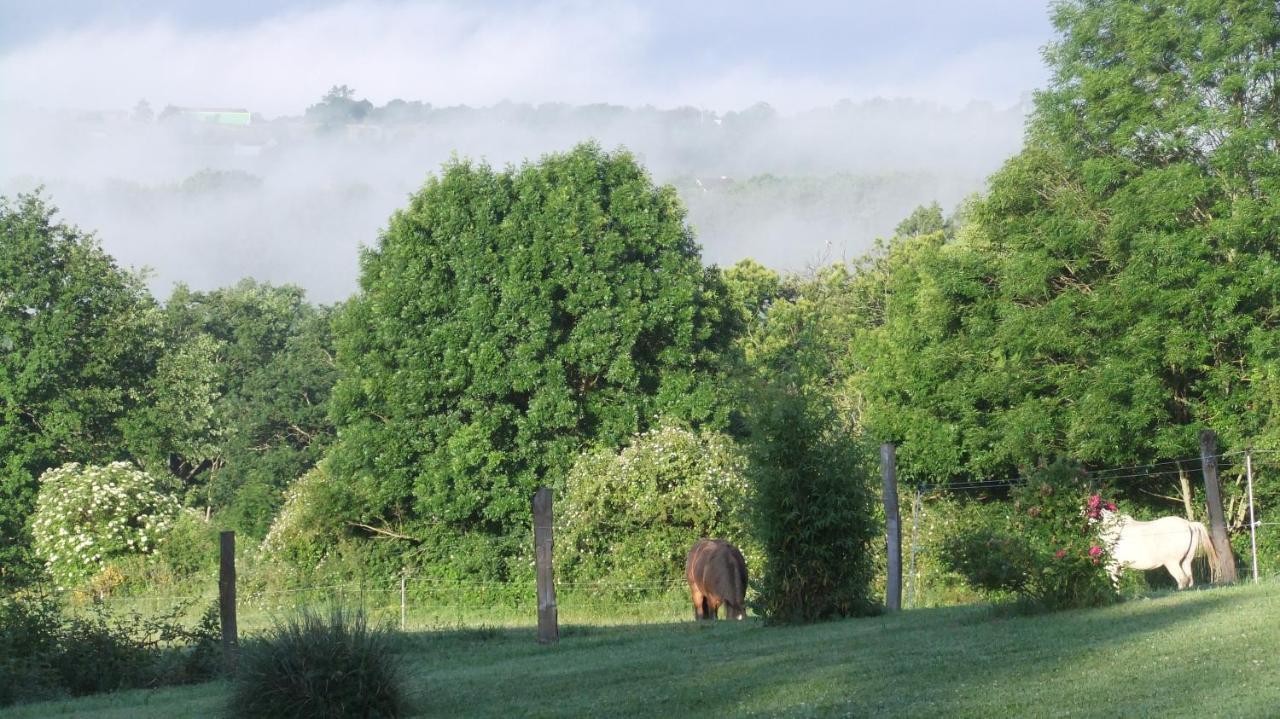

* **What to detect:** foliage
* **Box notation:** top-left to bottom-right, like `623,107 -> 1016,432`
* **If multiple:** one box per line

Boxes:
939,460 -> 1117,611
328,143 -> 738,576
0,594 -> 220,706
261,463 -> 359,573
747,387 -> 878,623
853,1 -> 1280,509
154,508 -> 221,580
29,462 -> 179,587
229,607 -> 407,719
559,424 -> 751,590
728,254 -> 880,623
124,280 -> 337,536
894,201 -> 948,238
0,192 -> 159,587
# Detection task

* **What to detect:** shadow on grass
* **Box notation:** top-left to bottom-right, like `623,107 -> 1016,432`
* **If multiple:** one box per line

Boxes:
387,585 -> 1264,718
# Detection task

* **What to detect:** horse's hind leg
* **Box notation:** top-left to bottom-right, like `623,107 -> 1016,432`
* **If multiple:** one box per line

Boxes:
691,589 -> 706,620
1180,556 -> 1196,589
1167,561 -> 1190,590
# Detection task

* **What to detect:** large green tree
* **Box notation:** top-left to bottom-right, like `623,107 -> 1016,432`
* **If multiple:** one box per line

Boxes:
857,0 -> 1280,486
328,143 -> 737,574
0,193 -> 158,584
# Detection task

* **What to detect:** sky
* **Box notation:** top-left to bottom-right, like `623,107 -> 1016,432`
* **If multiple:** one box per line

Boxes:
0,0 -> 1054,115
0,1 -> 1059,303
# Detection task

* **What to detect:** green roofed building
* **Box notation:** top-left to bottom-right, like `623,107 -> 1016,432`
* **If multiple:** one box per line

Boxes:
173,107 -> 252,126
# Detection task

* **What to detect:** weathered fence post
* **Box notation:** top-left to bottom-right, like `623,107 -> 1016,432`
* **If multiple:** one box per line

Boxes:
533,487 -> 558,644
906,487 -> 923,609
1246,451 -> 1259,584
881,443 -> 901,611
400,573 -> 407,631
1198,430 -> 1238,584
219,531 -> 238,674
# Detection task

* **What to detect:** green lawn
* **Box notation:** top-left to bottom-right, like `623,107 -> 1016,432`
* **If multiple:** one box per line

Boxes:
6,581 -> 1278,718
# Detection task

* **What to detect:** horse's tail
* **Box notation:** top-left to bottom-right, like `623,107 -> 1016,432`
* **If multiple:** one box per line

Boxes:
1191,521 -> 1220,584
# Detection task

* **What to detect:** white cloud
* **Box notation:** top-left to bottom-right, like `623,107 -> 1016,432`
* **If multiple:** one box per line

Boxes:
1,2 -> 655,115
0,0 -> 1045,115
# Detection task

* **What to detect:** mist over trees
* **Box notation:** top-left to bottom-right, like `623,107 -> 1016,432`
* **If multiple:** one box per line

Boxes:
0,94 -> 1025,302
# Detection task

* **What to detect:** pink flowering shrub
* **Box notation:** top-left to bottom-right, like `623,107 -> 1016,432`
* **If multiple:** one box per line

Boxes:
940,459 -> 1117,611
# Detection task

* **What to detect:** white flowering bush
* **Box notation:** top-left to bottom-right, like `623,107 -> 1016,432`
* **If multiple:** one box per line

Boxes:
30,462 -> 180,586
559,424 -> 754,592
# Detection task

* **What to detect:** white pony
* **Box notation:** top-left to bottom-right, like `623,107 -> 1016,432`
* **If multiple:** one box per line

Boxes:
1095,508 -> 1219,589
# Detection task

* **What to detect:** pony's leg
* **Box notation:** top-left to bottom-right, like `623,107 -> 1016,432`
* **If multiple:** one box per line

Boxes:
707,598 -> 720,621
1180,555 -> 1196,589
691,590 -> 705,620
1166,561 -> 1194,589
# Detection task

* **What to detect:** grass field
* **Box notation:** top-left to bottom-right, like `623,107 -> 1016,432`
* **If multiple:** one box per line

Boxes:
5,580 -> 1278,718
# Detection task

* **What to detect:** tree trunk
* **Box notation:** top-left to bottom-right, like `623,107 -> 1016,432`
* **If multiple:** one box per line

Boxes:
1178,463 -> 1195,521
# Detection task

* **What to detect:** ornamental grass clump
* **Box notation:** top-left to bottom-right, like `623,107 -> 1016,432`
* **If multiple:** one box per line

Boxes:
29,462 -> 180,587
229,607 -> 408,719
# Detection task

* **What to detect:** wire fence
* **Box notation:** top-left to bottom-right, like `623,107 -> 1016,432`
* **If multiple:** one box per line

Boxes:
27,450 -> 1277,625
902,450 -> 1279,607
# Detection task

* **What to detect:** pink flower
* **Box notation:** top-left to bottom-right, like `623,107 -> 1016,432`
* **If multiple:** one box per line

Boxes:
1089,545 -> 1103,558
1054,549 -> 1067,559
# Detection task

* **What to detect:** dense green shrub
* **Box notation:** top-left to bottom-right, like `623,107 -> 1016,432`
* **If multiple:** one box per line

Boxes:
0,595 -> 220,706
230,607 -> 407,719
748,389 -> 878,622
29,462 -> 180,586
261,463 -> 359,574
155,508 -> 220,579
559,424 -> 752,591
940,460 -> 1117,611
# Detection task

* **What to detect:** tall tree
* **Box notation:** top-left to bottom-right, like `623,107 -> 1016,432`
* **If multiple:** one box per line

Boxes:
856,0 -> 1280,487
0,193 -> 158,584
328,143 -> 737,575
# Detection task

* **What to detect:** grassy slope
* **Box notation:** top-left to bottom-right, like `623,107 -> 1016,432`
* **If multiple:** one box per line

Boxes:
5,581 -> 1278,719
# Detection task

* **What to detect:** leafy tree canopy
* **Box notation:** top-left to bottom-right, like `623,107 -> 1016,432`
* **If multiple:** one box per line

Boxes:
328,143 -> 738,571
856,0 -> 1280,485
122,280 -> 336,536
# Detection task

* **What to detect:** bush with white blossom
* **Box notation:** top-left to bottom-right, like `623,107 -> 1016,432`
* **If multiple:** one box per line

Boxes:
559,424 -> 754,591
30,462 -> 180,585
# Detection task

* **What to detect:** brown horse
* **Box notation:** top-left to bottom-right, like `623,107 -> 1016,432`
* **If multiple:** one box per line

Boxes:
686,539 -> 747,620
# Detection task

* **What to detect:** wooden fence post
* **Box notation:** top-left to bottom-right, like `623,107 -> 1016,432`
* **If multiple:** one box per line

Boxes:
906,487 -> 923,609
533,487 -> 558,644
400,573 -> 407,631
881,443 -> 902,611
1198,430 -> 1238,584
219,530 -> 239,674
1246,451 -> 1259,584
